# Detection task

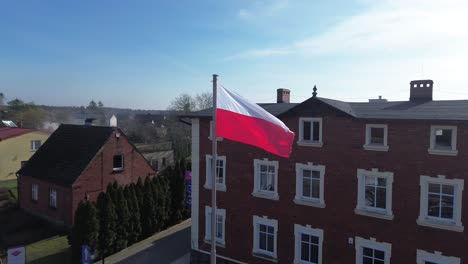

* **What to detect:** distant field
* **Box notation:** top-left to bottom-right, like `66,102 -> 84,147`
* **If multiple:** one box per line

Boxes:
0,179 -> 17,200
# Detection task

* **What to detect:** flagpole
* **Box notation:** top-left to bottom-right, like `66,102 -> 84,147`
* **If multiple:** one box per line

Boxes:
210,74 -> 218,264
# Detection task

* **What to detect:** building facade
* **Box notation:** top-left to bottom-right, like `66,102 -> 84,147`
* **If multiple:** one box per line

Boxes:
17,124 -> 155,226
0,128 -> 49,180
188,80 -> 467,263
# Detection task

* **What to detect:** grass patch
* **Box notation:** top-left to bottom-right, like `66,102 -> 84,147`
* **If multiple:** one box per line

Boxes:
26,235 -> 72,264
0,179 -> 17,200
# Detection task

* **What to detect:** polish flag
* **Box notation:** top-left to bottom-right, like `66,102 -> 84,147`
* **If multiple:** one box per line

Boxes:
216,85 -> 295,158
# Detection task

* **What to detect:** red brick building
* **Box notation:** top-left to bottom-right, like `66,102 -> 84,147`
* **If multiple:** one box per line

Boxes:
17,124 -> 155,227
186,80 -> 468,263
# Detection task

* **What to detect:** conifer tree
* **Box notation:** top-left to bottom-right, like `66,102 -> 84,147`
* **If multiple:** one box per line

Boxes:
141,177 -> 157,237
70,200 -> 99,259
97,192 -> 117,261
171,160 -> 186,223
114,185 -> 129,251
125,184 -> 141,244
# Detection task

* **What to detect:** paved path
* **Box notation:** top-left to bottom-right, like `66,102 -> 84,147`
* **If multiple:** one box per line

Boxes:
100,219 -> 191,264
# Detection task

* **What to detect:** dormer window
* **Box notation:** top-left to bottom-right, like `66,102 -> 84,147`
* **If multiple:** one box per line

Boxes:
113,154 -> 124,171
298,117 -> 323,147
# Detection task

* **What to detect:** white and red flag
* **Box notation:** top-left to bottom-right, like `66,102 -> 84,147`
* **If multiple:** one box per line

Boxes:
216,85 -> 295,158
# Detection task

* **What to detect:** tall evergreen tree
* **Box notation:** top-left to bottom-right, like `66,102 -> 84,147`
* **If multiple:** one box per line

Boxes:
170,160 -> 186,223
141,177 -> 157,237
97,192 -> 117,262
114,186 -> 129,251
69,201 -> 99,260
125,184 -> 141,244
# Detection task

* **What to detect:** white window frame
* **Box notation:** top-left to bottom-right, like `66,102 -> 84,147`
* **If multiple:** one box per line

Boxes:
252,159 -> 279,200
417,175 -> 464,232
355,237 -> 391,264
363,124 -> 389,151
31,140 -> 41,151
416,249 -> 460,264
294,224 -> 323,264
252,215 -> 278,260
204,206 -> 226,246
31,184 -> 38,201
204,155 -> 227,192
297,117 -> 323,147
113,154 -> 124,171
49,188 -> 57,208
428,125 -> 458,156
355,168 -> 394,220
294,162 -> 325,208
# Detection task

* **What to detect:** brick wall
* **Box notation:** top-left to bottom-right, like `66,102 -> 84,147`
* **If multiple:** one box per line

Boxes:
195,100 -> 468,263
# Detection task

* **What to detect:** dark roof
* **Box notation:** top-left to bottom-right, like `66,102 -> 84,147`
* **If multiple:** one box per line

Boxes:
318,98 -> 468,120
17,124 -> 115,186
181,97 -> 468,121
181,103 -> 299,118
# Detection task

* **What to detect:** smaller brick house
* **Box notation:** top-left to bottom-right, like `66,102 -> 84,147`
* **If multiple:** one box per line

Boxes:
17,124 -> 155,227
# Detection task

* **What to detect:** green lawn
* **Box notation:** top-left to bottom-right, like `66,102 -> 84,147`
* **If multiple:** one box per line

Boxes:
25,235 -> 72,264
0,179 -> 17,200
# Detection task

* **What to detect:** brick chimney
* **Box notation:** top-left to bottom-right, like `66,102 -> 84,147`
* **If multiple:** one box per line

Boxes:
277,88 -> 290,103
410,80 -> 433,101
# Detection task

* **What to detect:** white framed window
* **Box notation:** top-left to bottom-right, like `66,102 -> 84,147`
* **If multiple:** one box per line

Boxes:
428,126 -> 458,156
49,188 -> 57,208
113,154 -> 124,171
355,237 -> 391,264
31,140 -> 41,151
294,224 -> 323,264
252,216 -> 278,260
204,155 -> 226,191
417,175 -> 464,232
355,168 -> 394,220
416,249 -> 460,264
363,124 -> 389,151
252,159 -> 279,200
204,206 -> 226,246
294,162 -> 325,208
298,118 -> 323,147
31,184 -> 38,201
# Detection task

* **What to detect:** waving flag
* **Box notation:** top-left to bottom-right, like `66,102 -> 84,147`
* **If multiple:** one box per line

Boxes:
216,85 -> 295,158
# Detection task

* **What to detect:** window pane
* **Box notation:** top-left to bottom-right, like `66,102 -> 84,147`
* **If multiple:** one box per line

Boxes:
301,241 -> 310,261
441,195 -> 454,219
260,224 -> 266,232
362,256 -> 373,264
374,260 -> 385,264
374,249 -> 385,260
363,247 -> 373,257
310,244 -> 319,263
435,129 -> 452,149
311,179 -> 320,199
376,187 -> 387,209
370,127 -> 384,145
365,176 -> 376,186
303,177 -> 311,197
310,235 -> 318,245
442,184 -> 454,195
301,234 -> 309,242
428,193 -> 441,217
267,226 -> 274,234
311,170 -> 320,179
365,186 -> 376,207
259,232 -> 266,250
377,178 -> 386,187
303,169 -> 312,178
267,234 -> 274,252
312,122 -> 320,142
260,173 -> 268,190
428,183 -> 440,193
303,121 -> 311,141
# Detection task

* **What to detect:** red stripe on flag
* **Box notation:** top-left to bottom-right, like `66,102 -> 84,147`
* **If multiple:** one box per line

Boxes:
216,108 -> 295,158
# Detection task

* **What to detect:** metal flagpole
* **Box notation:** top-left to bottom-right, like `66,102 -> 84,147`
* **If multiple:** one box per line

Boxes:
210,74 -> 218,264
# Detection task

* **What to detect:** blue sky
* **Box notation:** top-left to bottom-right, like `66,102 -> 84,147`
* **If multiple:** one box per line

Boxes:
1,0 -> 468,109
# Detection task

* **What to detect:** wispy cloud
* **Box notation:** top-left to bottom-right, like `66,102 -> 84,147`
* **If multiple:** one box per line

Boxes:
229,0 -> 468,60
237,0 -> 290,20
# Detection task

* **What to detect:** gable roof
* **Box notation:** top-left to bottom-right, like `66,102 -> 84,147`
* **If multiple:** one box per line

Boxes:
0,127 -> 36,141
17,124 -> 115,186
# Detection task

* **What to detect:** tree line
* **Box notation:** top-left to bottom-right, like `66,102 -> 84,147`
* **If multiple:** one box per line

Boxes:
69,160 -> 189,263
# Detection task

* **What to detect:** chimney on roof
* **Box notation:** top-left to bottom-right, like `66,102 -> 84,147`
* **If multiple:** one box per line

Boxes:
369,96 -> 388,103
410,80 -> 433,101
277,88 -> 290,103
